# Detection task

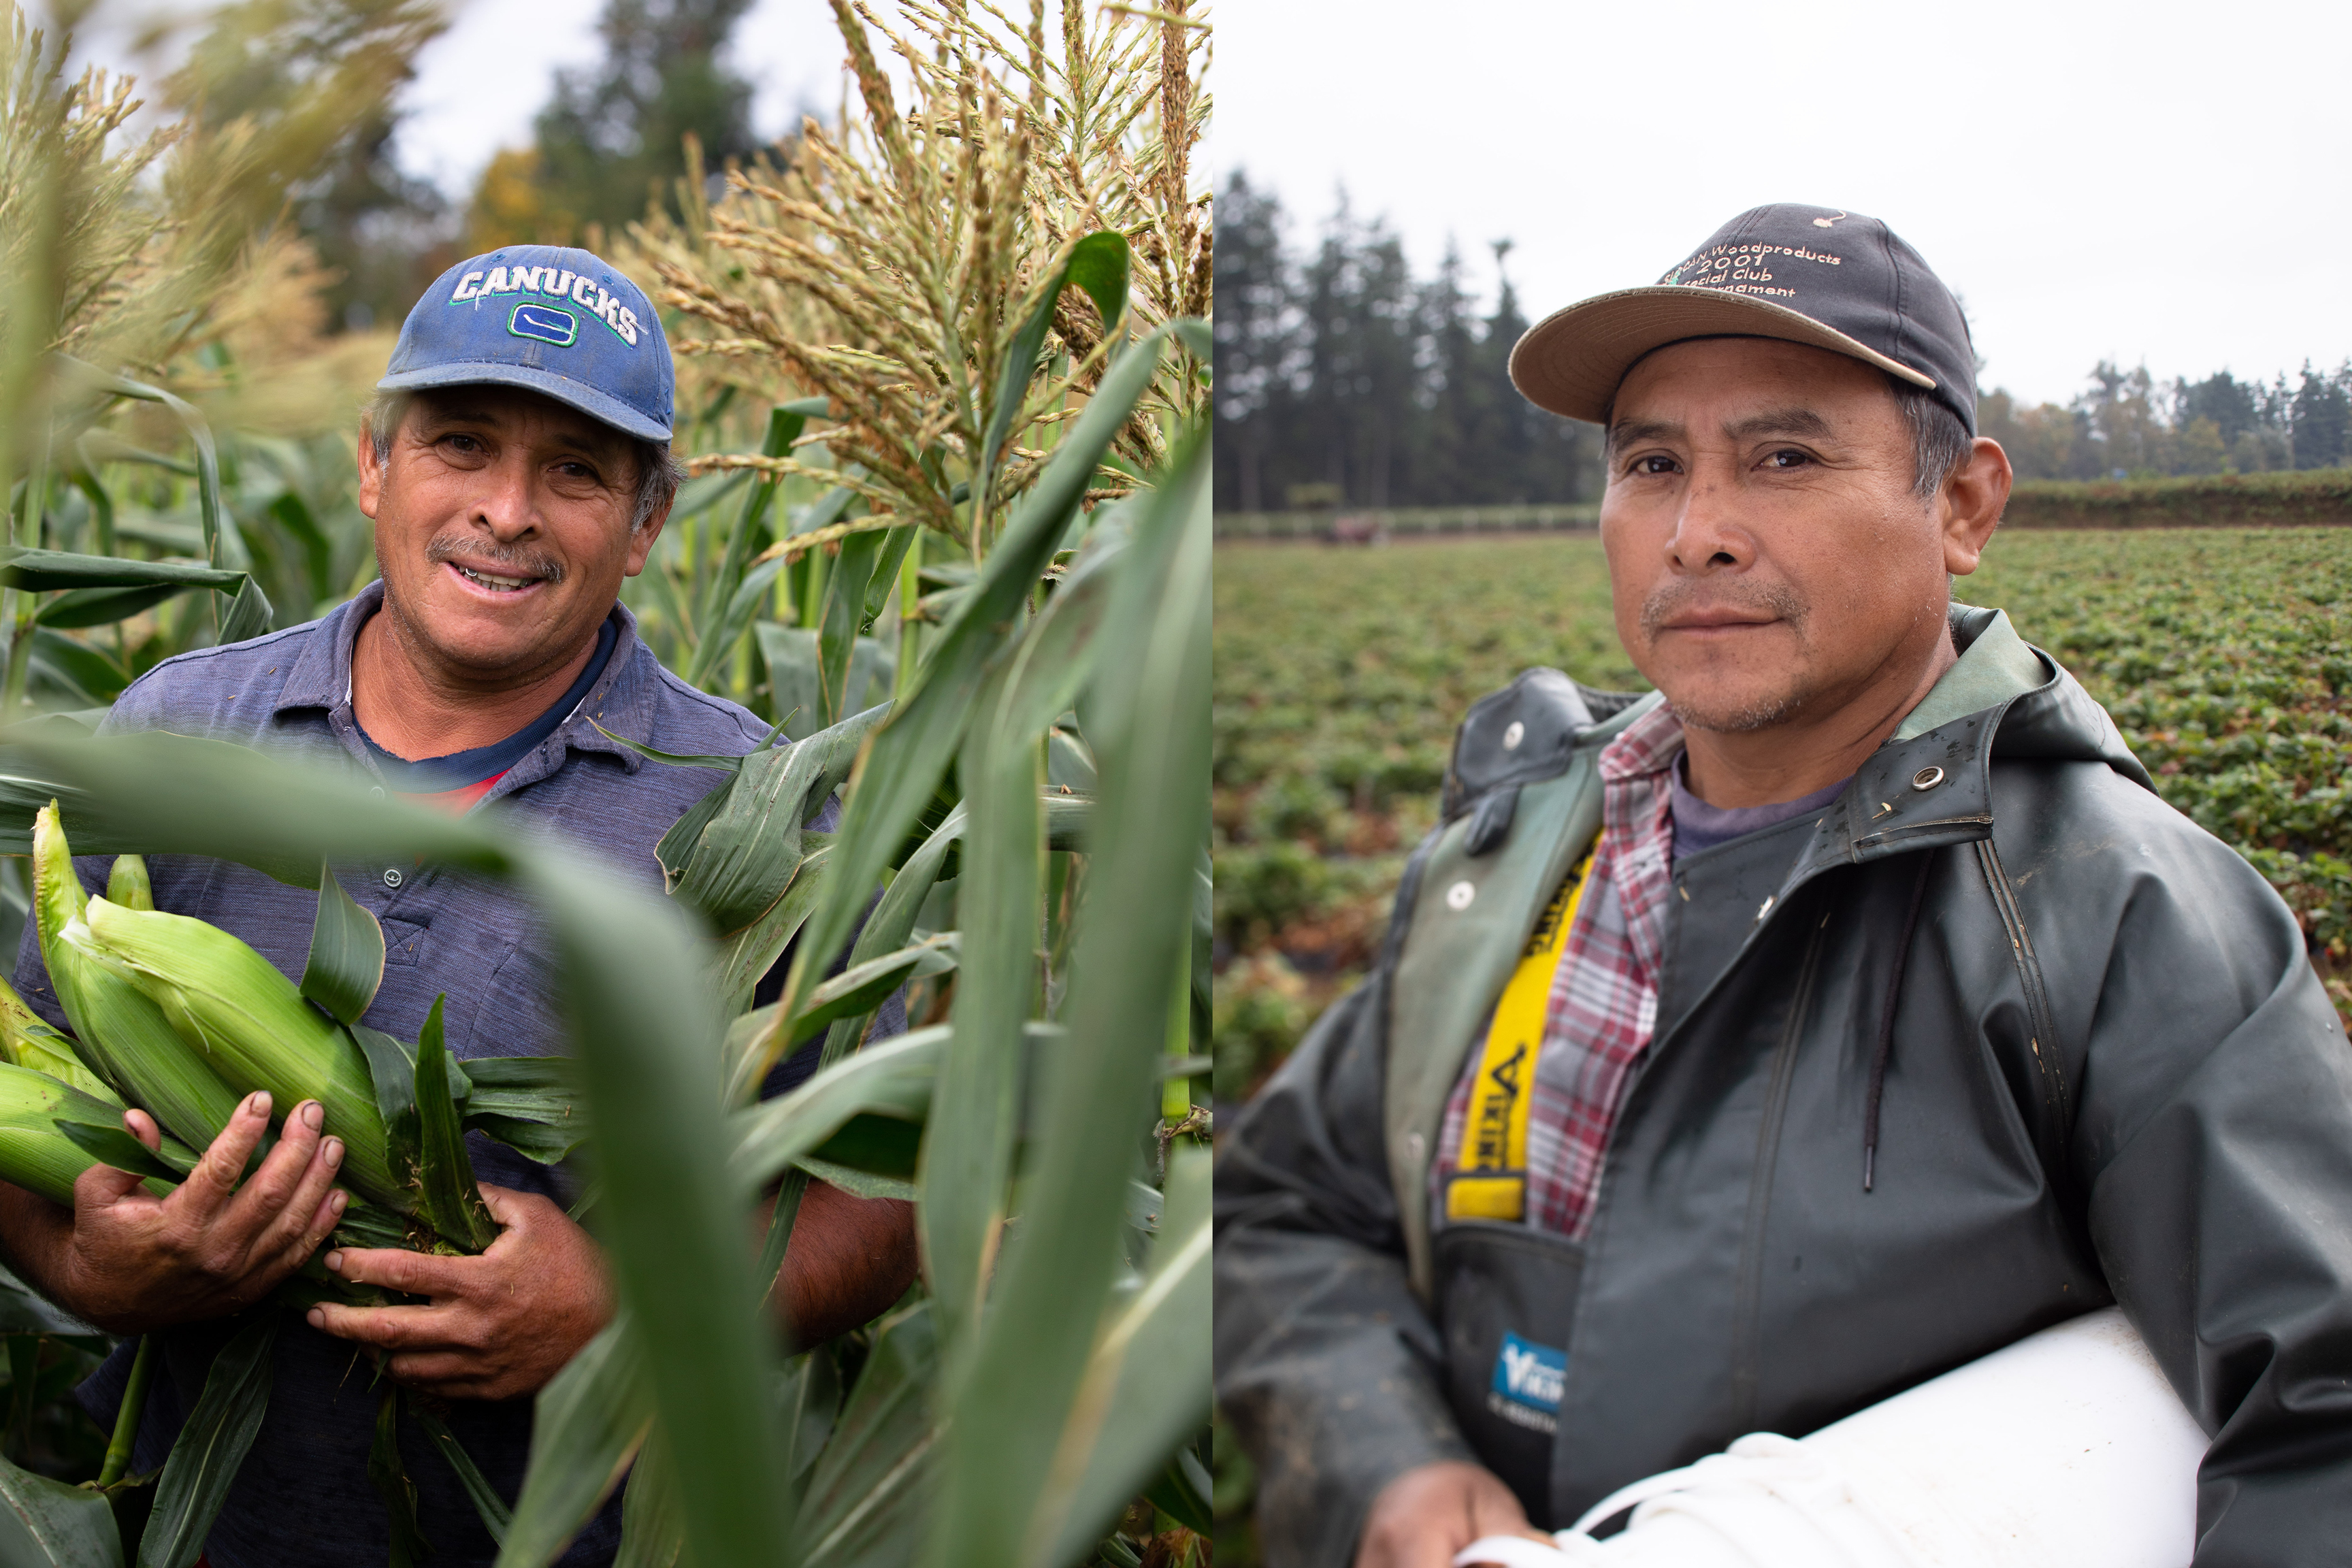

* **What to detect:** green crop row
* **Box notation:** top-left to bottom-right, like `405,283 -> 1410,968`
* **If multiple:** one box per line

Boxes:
2002,468 -> 2352,529
1213,529 -> 2352,1102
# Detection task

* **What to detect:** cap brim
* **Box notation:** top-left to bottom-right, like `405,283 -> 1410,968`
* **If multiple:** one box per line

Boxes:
376,360 -> 671,442
1507,286 -> 1936,425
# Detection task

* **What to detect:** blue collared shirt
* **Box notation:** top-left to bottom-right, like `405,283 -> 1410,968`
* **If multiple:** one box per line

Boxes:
12,582 -> 852,1567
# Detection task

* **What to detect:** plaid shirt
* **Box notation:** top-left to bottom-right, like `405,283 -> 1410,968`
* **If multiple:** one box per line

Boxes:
1436,700 -> 1686,1239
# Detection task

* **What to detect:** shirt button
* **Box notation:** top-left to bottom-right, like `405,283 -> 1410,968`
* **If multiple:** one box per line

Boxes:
369,786 -> 386,800
382,868 -> 404,889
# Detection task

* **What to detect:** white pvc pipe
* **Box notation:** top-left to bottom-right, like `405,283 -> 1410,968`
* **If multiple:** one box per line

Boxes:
1456,1307 -> 2207,1568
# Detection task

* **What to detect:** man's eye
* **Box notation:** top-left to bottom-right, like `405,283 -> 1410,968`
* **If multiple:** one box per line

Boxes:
1630,454 -> 1679,476
1763,448 -> 1812,469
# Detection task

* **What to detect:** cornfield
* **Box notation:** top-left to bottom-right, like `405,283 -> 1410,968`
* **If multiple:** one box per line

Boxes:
0,0 -> 1211,1563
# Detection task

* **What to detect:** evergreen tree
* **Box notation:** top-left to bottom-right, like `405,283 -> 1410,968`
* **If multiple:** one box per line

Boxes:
475,0 -> 760,246
2290,361 -> 2352,471
1211,172 -> 1294,514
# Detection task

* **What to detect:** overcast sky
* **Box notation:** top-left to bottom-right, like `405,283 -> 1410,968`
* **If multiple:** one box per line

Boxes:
1211,0 -> 2351,408
393,0 -> 855,195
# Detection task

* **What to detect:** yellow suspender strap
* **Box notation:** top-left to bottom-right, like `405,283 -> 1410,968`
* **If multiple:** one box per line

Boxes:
1444,845 -> 1599,1222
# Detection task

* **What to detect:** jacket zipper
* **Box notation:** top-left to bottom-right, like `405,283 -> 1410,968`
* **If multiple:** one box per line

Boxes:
1727,896 -> 1831,1429
1972,838 -> 2073,1189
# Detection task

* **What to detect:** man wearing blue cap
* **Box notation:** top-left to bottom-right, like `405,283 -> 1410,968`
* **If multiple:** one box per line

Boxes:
0,248 -> 916,1565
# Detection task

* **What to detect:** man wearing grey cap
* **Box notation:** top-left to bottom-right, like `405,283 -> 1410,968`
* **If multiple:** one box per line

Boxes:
1215,205 -> 2352,1567
0,246 -> 916,1565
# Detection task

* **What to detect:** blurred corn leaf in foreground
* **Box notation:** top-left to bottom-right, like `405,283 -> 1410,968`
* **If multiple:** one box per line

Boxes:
0,0 -> 1211,1559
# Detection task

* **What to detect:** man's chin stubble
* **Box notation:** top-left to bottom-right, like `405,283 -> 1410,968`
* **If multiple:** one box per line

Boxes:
1665,686 -> 1809,734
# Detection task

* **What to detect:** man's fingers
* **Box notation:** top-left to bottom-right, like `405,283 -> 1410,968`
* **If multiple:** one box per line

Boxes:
250,1147 -> 348,1272
323,1244 -> 464,1299
124,1109 -> 163,1154
71,1154 -> 150,1213
176,1092 -> 275,1220
218,1100 -> 328,1237
305,1301 -> 460,1351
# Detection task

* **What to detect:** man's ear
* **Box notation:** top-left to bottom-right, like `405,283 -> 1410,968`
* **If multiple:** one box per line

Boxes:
623,494 -> 673,577
357,421 -> 384,521
1940,438 -> 2011,577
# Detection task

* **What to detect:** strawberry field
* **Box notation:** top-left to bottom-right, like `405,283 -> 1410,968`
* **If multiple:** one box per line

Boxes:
1213,528 -> 2352,1100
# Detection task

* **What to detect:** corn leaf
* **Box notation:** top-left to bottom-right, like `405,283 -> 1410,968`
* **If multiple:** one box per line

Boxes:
972,233 -> 1130,526
301,864 -> 385,1026
728,1026 -> 941,1192
414,998 -> 495,1253
350,1020 -> 423,1203
368,1384 -> 431,1568
777,326 -> 1171,1049
666,708 -> 885,935
919,499 -> 1124,1347
216,574 -> 273,646
817,527 -> 889,727
924,427 -> 1209,1566
54,1118 -> 176,1181
499,1318 -> 652,1568
137,1310 -> 278,1568
1041,1148 -> 1213,1565
711,842 -> 828,1041
0,1448 -> 122,1567
614,1426 -> 683,1568
795,1303 -> 938,1568
790,1154 -> 914,1203
785,936 -> 956,1048
413,1396 -> 514,1547
459,1056 -> 583,1163
685,403 -> 804,689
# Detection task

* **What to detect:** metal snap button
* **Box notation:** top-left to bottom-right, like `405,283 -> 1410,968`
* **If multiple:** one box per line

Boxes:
1501,720 -> 1525,751
1912,766 -> 1946,791
382,868 -> 404,889
1445,880 -> 1476,911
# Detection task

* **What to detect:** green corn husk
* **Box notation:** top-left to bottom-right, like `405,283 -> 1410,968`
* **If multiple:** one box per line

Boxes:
107,853 -> 154,911
80,896 -> 402,1209
0,971 -> 120,1107
34,805 -> 246,1149
0,1060 -> 180,1207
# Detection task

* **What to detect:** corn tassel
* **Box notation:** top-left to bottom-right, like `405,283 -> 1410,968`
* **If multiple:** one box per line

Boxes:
80,896 -> 400,1209
34,806 -> 245,1149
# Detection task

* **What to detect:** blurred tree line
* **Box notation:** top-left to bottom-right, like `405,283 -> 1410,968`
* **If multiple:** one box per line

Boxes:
1213,170 -> 1597,514
1982,359 -> 2352,480
149,0 -> 771,333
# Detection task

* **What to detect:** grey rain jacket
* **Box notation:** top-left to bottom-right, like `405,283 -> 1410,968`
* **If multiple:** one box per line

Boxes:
1215,606 -> 2352,1567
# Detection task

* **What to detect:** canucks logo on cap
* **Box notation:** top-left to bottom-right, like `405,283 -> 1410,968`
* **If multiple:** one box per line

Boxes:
509,302 -> 578,348
1488,1330 -> 1565,1433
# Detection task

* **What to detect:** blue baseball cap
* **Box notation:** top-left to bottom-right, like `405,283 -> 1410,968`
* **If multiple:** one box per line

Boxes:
378,245 -> 675,441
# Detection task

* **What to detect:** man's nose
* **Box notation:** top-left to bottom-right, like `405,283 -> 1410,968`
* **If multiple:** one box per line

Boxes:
471,457 -> 538,539
1663,465 -> 1751,574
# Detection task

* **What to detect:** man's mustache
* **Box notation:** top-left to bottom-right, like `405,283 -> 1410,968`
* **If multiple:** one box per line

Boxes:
1638,579 -> 1808,640
425,535 -> 566,584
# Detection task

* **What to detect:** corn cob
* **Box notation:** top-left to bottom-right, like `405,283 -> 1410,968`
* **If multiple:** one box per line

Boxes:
33,805 -> 245,1149
0,1060 -> 180,1207
80,896 -> 400,1209
106,853 -> 154,911
0,972 -> 119,1106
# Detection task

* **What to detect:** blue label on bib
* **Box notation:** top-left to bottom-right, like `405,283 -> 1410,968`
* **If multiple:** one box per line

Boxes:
1490,1330 -> 1565,1416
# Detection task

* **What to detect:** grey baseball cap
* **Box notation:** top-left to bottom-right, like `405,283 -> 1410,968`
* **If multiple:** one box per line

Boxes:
1509,203 -> 1978,436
